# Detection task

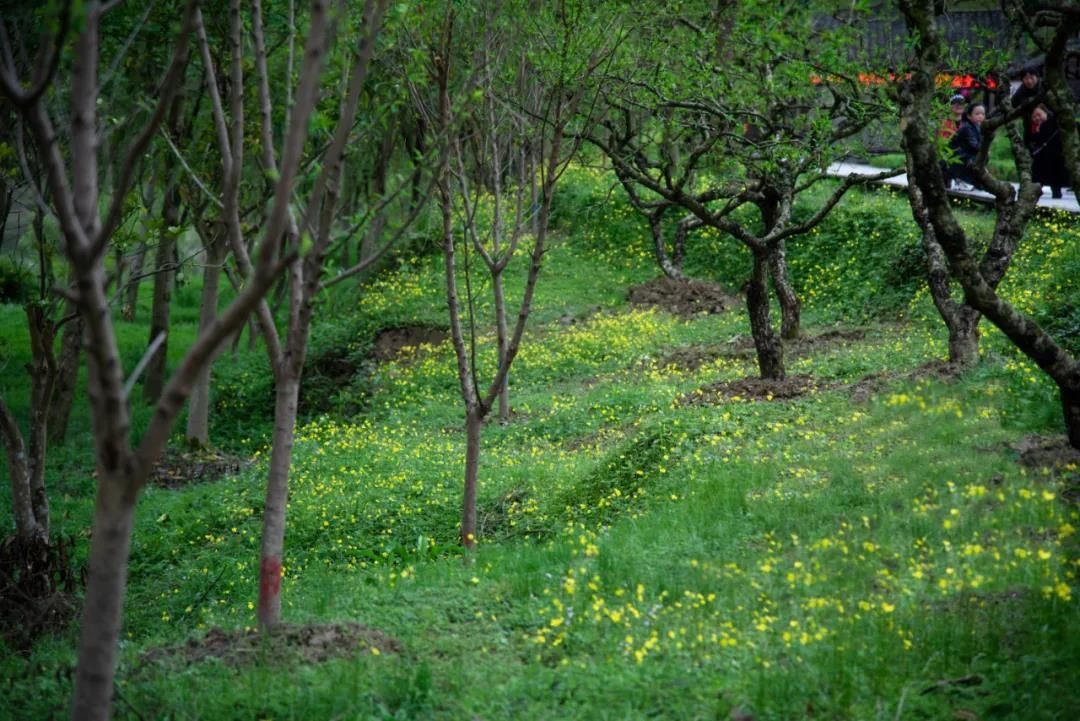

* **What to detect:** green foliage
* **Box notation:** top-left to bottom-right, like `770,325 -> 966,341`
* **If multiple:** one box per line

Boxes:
0,256 -> 34,305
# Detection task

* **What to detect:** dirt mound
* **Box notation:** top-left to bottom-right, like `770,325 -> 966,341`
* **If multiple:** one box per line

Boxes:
149,447 -> 250,488
628,277 -> 737,317
845,360 -> 962,404
371,326 -> 448,362
138,622 -> 402,670
789,329 -> 867,355
0,535 -> 81,650
1012,435 -> 1080,500
657,344 -> 737,372
681,374 -> 820,406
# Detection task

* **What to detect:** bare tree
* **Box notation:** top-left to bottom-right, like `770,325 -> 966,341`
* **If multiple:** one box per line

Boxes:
0,0 -> 339,717
426,1 -> 613,550
215,0 -> 395,630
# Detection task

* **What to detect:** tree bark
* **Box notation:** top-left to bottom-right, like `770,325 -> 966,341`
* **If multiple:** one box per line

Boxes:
256,372 -> 299,629
121,242 -> 145,321
905,152 -> 981,366
461,406 -> 481,549
493,269 -> 511,423
25,304 -> 56,535
747,248 -> 784,380
185,228 -> 225,447
142,182 -> 180,404
647,208 -> 687,281
70,479 -> 135,721
0,396 -> 40,539
48,289 -> 82,444
769,240 -> 800,340
1064,386 -> 1080,449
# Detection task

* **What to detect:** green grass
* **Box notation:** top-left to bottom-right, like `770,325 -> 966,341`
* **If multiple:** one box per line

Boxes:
2,166 -> 1080,720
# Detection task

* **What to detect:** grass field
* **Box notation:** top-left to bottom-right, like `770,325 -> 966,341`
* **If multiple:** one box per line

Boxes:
1,168 -> 1079,720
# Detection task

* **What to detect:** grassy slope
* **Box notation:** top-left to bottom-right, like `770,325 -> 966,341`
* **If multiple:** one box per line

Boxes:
2,168 -> 1080,720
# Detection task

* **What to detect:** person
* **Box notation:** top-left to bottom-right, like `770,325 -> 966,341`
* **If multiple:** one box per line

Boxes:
1027,104 -> 1070,199
939,94 -> 967,187
949,103 -> 985,189
1012,69 -> 1044,123
939,94 -> 966,140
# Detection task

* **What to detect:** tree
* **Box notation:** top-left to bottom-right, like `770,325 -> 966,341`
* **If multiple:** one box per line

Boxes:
0,205 -> 58,542
896,0 -> 1080,447
0,0 -> 339,716
240,0 -> 397,629
422,0 -> 614,550
587,1 -> 897,379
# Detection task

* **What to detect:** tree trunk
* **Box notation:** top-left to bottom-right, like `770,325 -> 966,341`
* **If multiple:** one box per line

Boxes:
1064,385 -> 1080,449
492,268 -> 511,424
185,233 -> 225,447
747,248 -> 784,380
647,209 -> 686,281
25,304 -> 56,536
462,406 -> 481,550
121,243 -> 146,321
142,184 -> 180,404
257,371 -> 300,630
905,149 -> 981,366
69,480 -> 135,721
0,397 -> 40,540
925,236 -> 980,366
48,294 -> 82,445
769,240 -> 801,340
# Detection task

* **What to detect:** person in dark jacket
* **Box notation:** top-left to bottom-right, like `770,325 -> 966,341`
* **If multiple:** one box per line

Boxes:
949,103 -> 985,189
1012,70 -> 1044,124
1027,104 -> 1071,198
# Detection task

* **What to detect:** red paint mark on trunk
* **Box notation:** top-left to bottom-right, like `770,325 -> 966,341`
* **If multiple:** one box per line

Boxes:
258,556 -> 282,606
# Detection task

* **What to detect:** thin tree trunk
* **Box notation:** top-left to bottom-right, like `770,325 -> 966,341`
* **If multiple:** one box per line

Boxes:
142,182 -> 180,404
769,240 -> 800,340
747,248 -> 784,380
25,304 -> 56,535
122,242 -> 145,321
185,231 -> 225,447
648,208 -> 686,281
48,296 -> 81,444
493,270 -> 510,423
256,372 -> 300,629
70,481 -> 135,721
462,406 -> 481,549
0,397 -> 39,539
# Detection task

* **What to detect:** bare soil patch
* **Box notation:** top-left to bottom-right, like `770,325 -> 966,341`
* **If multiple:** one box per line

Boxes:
657,344 -> 738,372
658,330 -> 874,373
371,325 -> 448,363
789,328 -> 866,354
0,535 -> 81,650
1013,435 -> 1080,473
628,277 -> 738,318
1012,436 -> 1080,503
138,622 -> 402,671
149,447 -> 251,488
845,360 -> 962,404
680,374 -> 820,406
